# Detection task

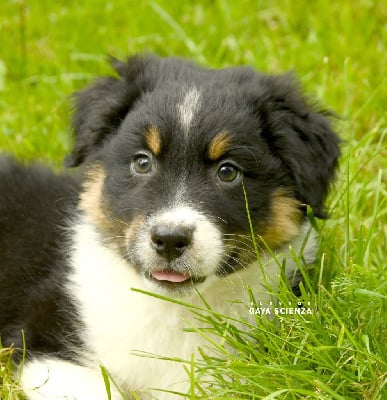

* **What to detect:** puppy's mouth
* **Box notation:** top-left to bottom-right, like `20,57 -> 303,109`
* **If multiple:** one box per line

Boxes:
146,269 -> 207,289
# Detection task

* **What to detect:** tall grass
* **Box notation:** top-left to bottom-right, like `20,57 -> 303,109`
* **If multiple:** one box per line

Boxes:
0,0 -> 385,399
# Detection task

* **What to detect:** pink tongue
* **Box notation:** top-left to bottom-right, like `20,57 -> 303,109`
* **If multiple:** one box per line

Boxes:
151,271 -> 191,283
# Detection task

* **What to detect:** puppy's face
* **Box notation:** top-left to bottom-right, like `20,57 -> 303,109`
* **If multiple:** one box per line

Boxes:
70,55 -> 340,295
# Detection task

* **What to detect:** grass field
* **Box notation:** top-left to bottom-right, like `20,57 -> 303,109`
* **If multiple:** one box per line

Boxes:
0,0 -> 386,399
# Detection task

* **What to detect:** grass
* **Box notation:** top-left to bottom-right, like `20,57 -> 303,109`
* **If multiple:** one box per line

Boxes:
0,0 -> 386,399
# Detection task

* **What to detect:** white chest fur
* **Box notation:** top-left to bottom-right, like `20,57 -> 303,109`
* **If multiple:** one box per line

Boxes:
67,218 -> 316,399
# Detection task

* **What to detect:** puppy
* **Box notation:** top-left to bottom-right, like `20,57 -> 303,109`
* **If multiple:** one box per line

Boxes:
0,54 -> 340,399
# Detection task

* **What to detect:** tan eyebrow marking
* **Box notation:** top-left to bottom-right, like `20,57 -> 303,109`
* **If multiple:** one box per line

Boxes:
208,131 -> 233,161
145,125 -> 162,156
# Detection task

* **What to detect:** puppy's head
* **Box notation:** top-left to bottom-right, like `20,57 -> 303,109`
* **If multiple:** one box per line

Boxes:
68,54 -> 340,295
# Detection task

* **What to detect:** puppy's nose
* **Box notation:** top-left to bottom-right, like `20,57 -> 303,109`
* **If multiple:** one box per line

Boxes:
151,224 -> 193,260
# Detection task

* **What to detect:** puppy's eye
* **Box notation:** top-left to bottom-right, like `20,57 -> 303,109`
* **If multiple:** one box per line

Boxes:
131,153 -> 153,174
217,163 -> 241,183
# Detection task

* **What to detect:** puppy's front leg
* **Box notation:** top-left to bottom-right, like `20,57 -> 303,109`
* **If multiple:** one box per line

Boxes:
20,357 -> 123,400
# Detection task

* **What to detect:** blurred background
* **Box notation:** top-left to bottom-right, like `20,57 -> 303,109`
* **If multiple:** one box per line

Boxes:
0,0 -> 385,164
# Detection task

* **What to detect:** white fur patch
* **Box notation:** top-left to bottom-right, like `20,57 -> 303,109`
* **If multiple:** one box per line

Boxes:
19,217 -> 317,399
177,87 -> 201,135
20,358 -> 116,400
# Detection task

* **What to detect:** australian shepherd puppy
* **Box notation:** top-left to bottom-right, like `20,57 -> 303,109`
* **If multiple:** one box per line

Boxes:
0,54 -> 340,399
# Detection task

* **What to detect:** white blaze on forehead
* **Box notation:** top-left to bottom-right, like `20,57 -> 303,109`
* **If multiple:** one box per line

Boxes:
177,86 -> 201,134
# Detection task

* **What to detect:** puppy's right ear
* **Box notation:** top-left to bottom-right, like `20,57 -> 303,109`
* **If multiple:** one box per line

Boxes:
65,55 -> 156,167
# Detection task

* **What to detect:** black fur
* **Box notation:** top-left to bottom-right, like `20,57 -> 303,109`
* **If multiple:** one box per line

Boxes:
0,54 -> 340,364
0,158 -> 81,358
255,75 -> 340,217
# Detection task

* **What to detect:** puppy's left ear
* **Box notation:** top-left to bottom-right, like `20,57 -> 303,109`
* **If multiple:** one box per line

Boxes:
65,55 -> 157,167
257,74 -> 341,218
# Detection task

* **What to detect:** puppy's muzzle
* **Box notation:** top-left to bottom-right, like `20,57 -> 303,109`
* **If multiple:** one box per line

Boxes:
150,223 -> 194,261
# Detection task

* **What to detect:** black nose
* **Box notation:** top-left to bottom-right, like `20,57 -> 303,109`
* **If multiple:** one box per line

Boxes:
150,224 -> 194,260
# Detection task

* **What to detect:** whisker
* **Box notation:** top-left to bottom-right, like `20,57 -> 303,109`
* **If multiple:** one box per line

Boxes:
223,238 -> 255,249
217,261 -> 249,294
222,254 -> 248,269
120,207 -> 148,213
214,215 -> 227,224
102,214 -> 131,227
99,235 -> 127,244
223,233 -> 254,242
